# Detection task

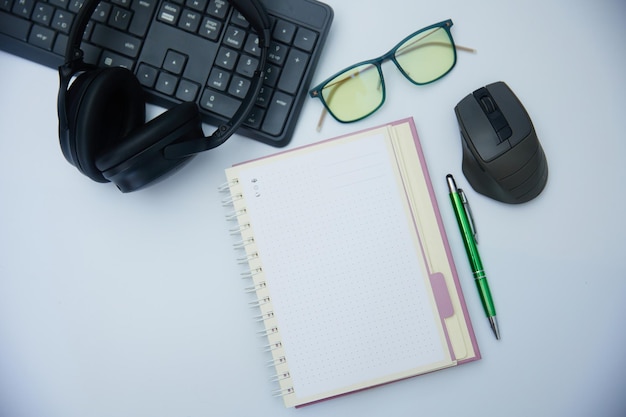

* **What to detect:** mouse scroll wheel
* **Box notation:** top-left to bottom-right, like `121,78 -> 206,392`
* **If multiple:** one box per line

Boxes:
480,96 -> 497,114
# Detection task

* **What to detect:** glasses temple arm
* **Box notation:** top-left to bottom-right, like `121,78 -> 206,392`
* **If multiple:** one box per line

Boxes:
316,107 -> 328,132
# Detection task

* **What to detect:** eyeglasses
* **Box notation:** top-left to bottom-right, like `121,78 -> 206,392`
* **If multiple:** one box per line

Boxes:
309,19 -> 474,130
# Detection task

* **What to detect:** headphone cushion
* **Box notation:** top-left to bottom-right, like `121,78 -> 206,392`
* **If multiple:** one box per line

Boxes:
95,101 -> 203,192
66,67 -> 145,182
95,101 -> 201,173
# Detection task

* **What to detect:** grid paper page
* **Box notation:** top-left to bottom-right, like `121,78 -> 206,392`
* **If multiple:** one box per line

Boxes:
237,132 -> 446,401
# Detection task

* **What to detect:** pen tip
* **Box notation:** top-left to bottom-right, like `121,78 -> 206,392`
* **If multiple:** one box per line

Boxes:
490,316 -> 501,340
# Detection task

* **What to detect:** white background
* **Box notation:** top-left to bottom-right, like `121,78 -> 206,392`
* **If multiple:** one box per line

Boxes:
1,0 -> 625,416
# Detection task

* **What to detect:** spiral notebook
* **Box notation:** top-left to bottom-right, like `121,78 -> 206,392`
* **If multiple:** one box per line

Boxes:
222,118 -> 480,407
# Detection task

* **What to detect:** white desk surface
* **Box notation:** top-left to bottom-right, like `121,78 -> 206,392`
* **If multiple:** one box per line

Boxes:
1,1 -> 625,416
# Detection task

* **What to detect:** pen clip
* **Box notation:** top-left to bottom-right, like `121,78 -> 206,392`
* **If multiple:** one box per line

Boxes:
459,189 -> 478,244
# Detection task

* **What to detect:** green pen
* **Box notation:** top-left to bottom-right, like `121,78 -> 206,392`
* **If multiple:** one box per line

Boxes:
446,174 -> 500,340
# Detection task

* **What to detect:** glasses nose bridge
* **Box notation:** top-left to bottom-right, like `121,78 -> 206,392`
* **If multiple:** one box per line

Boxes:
372,48 -> 407,86
375,49 -> 396,77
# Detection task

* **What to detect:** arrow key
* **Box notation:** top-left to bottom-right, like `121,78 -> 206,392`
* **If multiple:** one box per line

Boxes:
163,50 -> 187,75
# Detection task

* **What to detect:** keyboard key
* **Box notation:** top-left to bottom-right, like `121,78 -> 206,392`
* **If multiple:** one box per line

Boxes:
236,54 -> 259,78
223,25 -> 245,49
263,64 -> 280,87
254,85 -> 272,108
200,89 -> 240,118
206,0 -> 228,20
52,32 -> 67,55
163,49 -> 187,74
244,106 -> 264,129
268,41 -> 287,66
157,2 -> 180,25
215,46 -> 237,70
12,0 -> 35,18
207,67 -> 230,91
137,63 -> 158,87
81,41 -> 101,65
231,11 -> 249,28
176,79 -> 199,101
243,33 -> 260,56
199,16 -> 221,40
91,24 -> 141,58
178,9 -> 201,33
100,50 -> 133,69
28,24 -> 55,50
108,6 -> 132,31
51,9 -> 73,34
156,71 -> 178,95
92,3 -> 111,23
68,0 -> 82,13
48,0 -> 67,7
278,48 -> 309,94
273,20 -> 296,44
228,75 -> 250,99
32,2 -> 54,26
0,10 -> 31,41
186,0 -> 206,12
294,27 -> 317,52
263,91 -> 293,136
129,0 -> 156,37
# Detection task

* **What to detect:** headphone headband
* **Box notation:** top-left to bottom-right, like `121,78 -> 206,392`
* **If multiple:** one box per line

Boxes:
59,0 -> 271,160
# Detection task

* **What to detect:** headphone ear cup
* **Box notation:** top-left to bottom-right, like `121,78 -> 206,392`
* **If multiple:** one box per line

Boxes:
65,67 -> 145,182
95,101 -> 204,192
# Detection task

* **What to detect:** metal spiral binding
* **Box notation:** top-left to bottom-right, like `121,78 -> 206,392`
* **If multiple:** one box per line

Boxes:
270,371 -> 291,382
253,311 -> 275,322
225,208 -> 247,220
237,252 -> 259,264
241,267 -> 263,280
272,386 -> 295,398
229,223 -> 251,235
233,237 -> 255,249
217,178 -> 239,192
267,355 -> 286,367
223,174 -> 294,401
264,341 -> 283,352
221,193 -> 243,206
249,296 -> 271,307
258,326 -> 279,337
244,281 -> 267,292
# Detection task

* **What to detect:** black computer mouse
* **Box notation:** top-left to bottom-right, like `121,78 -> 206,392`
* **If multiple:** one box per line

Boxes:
454,81 -> 548,204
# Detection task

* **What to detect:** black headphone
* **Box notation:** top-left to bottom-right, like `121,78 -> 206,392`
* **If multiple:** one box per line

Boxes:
58,0 -> 270,192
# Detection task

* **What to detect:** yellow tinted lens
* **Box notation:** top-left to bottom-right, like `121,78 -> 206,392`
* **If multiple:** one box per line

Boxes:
394,27 -> 455,84
320,63 -> 383,122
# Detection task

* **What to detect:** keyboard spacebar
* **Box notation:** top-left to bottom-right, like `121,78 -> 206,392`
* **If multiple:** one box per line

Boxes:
0,11 -> 32,41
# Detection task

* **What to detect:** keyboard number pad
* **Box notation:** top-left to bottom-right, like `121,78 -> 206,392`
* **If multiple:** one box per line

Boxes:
252,24 -> 317,136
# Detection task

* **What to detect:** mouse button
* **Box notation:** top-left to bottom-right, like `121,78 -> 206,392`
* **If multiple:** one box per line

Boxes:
474,86 -> 512,143
487,82 -> 531,147
497,126 -> 513,141
473,88 -> 496,113
455,96 -> 511,162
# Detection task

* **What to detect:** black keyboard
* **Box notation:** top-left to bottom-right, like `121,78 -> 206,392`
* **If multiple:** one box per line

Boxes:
0,0 -> 333,147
